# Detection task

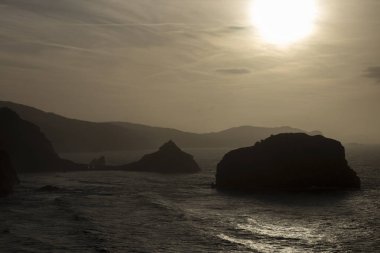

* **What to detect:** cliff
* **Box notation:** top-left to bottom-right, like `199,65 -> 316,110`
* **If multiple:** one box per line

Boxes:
0,150 -> 19,196
0,108 -> 85,172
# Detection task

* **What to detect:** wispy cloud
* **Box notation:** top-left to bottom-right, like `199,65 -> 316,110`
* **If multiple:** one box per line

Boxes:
215,68 -> 251,75
364,67 -> 380,83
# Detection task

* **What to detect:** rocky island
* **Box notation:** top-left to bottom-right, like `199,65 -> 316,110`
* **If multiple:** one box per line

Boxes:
122,140 -> 201,173
215,133 -> 361,191
0,150 -> 19,196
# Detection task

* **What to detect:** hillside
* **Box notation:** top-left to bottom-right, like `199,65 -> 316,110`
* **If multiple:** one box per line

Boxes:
0,107 -> 85,172
0,101 -> 319,153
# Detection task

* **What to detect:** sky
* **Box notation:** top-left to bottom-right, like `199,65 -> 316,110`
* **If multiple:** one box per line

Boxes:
0,0 -> 379,143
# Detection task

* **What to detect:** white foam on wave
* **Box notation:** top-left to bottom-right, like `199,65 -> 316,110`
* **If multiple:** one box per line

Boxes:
217,233 -> 308,253
237,218 -> 326,244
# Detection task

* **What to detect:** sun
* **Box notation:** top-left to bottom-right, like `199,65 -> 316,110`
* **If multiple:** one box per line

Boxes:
251,0 -> 318,46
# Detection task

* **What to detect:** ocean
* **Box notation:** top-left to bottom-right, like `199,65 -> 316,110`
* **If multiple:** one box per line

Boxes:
0,146 -> 379,252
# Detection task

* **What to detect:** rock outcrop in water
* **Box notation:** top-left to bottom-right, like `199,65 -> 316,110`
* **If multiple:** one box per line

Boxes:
37,185 -> 61,192
89,156 -> 106,170
0,150 -> 19,196
0,107 -> 85,172
122,140 -> 201,173
216,133 -> 361,191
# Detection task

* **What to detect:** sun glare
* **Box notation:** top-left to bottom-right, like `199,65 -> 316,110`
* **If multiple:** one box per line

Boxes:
251,0 -> 318,46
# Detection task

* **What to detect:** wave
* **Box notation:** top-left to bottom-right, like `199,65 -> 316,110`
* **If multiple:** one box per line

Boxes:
237,218 -> 326,243
217,233 -> 307,253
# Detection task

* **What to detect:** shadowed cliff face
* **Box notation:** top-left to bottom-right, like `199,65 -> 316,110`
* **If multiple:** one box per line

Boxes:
0,150 -> 19,196
0,108 -> 84,172
216,133 -> 361,191
123,140 -> 201,174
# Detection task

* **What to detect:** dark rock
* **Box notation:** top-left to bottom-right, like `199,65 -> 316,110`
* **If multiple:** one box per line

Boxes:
89,156 -> 106,169
0,107 -> 85,172
215,133 -> 361,191
122,140 -> 201,173
0,150 -> 19,196
96,248 -> 110,253
2,228 -> 10,234
37,185 -> 61,192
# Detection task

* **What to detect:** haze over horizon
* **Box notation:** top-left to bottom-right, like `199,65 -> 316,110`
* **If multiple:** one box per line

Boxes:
1,0 -> 380,144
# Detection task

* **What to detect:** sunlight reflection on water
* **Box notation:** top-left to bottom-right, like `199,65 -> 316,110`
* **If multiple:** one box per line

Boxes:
218,233 -> 305,253
217,216 -> 339,253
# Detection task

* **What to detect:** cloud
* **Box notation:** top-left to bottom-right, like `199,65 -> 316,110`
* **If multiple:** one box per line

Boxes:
364,67 -> 380,82
215,68 -> 251,75
227,26 -> 249,31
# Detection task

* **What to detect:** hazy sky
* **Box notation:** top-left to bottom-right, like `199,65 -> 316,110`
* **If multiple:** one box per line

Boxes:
1,0 -> 379,143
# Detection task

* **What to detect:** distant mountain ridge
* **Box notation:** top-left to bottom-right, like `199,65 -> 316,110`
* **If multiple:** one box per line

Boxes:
0,101 -> 321,153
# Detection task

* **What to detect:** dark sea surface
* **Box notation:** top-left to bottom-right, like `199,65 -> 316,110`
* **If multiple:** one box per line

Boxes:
1,146 -> 379,252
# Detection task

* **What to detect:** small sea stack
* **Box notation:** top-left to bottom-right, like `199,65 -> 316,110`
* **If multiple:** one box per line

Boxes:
89,156 -> 106,170
122,140 -> 201,174
0,150 -> 19,196
215,133 -> 361,191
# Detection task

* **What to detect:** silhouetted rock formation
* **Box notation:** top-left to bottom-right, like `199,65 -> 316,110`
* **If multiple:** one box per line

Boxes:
216,133 -> 361,191
0,150 -> 19,196
0,108 -> 85,172
89,156 -> 106,169
122,140 -> 201,173
37,185 -> 61,192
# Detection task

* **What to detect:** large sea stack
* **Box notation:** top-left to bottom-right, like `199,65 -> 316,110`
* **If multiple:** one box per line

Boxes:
123,140 -> 201,173
0,150 -> 19,196
216,133 -> 361,191
0,107 -> 84,172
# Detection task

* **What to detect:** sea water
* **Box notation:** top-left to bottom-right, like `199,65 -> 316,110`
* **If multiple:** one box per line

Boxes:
0,146 -> 379,252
